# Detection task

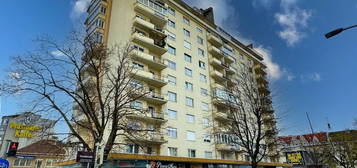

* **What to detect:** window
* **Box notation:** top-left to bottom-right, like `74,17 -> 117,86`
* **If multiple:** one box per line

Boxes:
183,16 -> 190,25
184,40 -> 191,49
167,31 -> 176,41
133,62 -> 144,70
188,149 -> 196,157
167,60 -> 176,70
168,45 -> 176,55
197,36 -> 203,44
130,80 -> 143,89
14,159 -> 31,167
203,118 -> 210,127
183,29 -> 191,37
187,131 -> 196,141
196,26 -> 203,33
168,109 -> 177,119
126,144 -> 139,153
35,160 -> 42,168
185,97 -> 194,107
200,88 -> 208,96
186,114 -> 195,123
201,102 -> 209,111
168,147 -> 178,156
205,151 -> 213,158
45,159 -> 55,167
198,48 -> 205,57
200,74 -> 207,82
167,127 -> 177,138
168,92 -> 177,102
127,121 -> 141,130
185,68 -> 192,77
168,19 -> 176,28
240,55 -> 244,60
203,135 -> 211,143
185,82 -> 193,91
199,61 -> 206,69
100,5 -> 107,14
133,45 -> 145,52
168,7 -> 175,16
130,101 -> 143,110
96,18 -> 105,29
167,75 -> 176,85
184,54 -> 192,63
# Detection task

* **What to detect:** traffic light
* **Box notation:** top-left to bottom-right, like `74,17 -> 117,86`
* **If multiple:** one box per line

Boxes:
7,142 -> 19,157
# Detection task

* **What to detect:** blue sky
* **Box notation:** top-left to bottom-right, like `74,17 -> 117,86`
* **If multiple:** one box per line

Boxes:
0,0 -> 356,135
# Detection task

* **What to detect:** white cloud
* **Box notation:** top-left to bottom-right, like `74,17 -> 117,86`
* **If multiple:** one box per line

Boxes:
275,0 -> 312,46
51,50 -> 66,57
71,0 -> 90,20
301,72 -> 321,82
254,46 -> 283,81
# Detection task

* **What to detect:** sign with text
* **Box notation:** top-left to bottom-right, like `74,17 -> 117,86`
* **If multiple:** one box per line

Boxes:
76,151 -> 94,163
286,152 -> 303,164
9,122 -> 41,138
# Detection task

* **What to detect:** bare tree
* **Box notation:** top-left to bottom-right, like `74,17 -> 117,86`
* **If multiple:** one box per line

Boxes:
324,130 -> 357,168
218,63 -> 278,168
0,33 -> 150,166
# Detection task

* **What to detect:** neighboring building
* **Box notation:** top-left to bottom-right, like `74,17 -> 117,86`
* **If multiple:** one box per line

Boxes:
278,130 -> 357,168
7,139 -> 66,168
69,0 -> 282,167
0,112 -> 55,158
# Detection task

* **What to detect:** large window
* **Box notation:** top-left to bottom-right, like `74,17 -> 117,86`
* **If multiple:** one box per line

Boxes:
168,19 -> 176,28
183,16 -> 190,25
168,7 -> 175,16
185,97 -> 194,107
167,127 -> 177,138
168,109 -> 177,119
196,26 -> 203,33
186,114 -> 195,123
133,62 -> 144,70
130,101 -> 143,110
188,149 -> 196,158
168,147 -> 177,156
14,159 -> 32,167
183,29 -> 191,37
185,68 -> 192,77
199,74 -> 207,82
201,102 -> 209,111
168,91 -> 177,102
168,45 -> 176,55
184,54 -> 192,63
185,82 -> 193,91
167,75 -> 176,85
184,40 -> 191,49
199,61 -> 206,69
205,151 -> 213,158
197,36 -> 203,44
186,131 -> 196,141
167,31 -> 176,41
203,118 -> 210,127
167,60 -> 176,70
198,48 -> 205,57
126,144 -> 139,154
200,88 -> 208,96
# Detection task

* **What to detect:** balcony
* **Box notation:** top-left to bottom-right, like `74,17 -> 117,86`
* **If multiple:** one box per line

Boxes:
127,111 -> 166,124
256,75 -> 268,84
254,64 -> 267,75
210,70 -> 225,81
258,85 -> 270,94
133,17 -> 165,37
130,89 -> 167,105
130,132 -> 167,145
216,144 -> 240,152
134,1 -> 167,27
131,69 -> 167,87
224,55 -> 235,64
214,111 -> 231,122
132,33 -> 167,56
207,33 -> 223,47
210,58 -> 224,69
131,50 -> 167,71
225,66 -> 236,75
209,46 -> 224,58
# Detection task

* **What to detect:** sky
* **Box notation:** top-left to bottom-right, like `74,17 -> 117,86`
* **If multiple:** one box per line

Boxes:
0,0 -> 356,136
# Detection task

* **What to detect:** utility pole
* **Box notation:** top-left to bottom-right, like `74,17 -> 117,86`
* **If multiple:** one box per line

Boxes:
306,112 -> 315,134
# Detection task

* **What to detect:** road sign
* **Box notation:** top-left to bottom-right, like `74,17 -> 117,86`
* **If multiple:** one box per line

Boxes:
76,151 -> 94,163
0,159 -> 9,168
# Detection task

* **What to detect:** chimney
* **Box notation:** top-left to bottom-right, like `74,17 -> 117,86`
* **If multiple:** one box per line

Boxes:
200,7 -> 215,24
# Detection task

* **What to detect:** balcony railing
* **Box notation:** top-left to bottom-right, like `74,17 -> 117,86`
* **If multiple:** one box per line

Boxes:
135,0 -> 167,26
131,32 -> 167,55
131,50 -> 167,71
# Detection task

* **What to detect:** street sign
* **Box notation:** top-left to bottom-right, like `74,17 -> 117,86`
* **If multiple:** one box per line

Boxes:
0,159 -> 9,168
76,151 -> 94,163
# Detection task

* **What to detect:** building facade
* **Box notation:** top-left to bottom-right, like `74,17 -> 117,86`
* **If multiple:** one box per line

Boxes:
0,112 -> 55,158
80,0 -> 280,167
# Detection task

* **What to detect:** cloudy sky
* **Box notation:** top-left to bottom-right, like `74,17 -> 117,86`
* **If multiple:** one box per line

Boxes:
0,0 -> 357,135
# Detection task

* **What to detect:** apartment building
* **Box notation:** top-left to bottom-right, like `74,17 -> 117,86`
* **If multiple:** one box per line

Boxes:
82,0 -> 283,167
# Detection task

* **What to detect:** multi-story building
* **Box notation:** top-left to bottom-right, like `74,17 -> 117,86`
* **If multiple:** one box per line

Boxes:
79,0 -> 283,167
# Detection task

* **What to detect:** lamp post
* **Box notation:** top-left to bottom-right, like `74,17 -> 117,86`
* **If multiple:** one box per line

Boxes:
325,25 -> 357,39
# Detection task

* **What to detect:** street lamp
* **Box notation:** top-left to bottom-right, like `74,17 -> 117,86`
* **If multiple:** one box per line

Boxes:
325,25 -> 357,39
